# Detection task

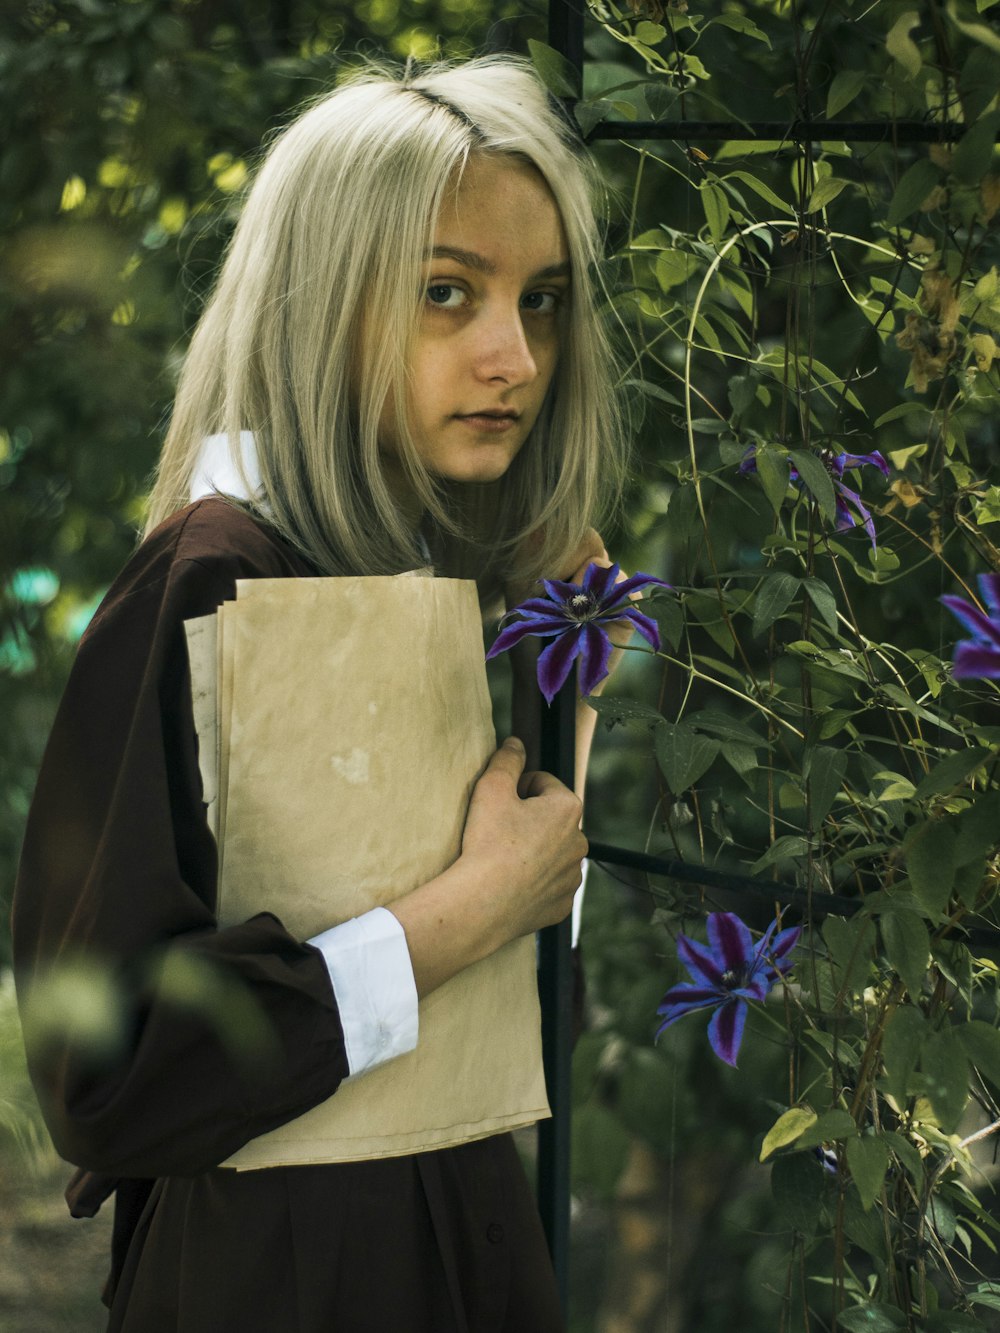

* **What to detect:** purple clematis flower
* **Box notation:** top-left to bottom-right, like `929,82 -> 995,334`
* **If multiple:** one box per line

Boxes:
486,562 -> 669,704
941,573 -> 1000,679
739,447 -> 890,547
655,911 -> 801,1067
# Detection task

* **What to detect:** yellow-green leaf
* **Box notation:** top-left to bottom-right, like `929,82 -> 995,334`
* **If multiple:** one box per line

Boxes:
760,1107 -> 818,1161
886,12 -> 923,79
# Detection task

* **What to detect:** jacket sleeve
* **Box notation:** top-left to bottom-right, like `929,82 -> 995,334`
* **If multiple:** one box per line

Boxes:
12,545 -> 352,1178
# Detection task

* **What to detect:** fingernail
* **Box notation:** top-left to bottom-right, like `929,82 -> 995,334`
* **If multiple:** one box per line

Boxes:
504,736 -> 525,753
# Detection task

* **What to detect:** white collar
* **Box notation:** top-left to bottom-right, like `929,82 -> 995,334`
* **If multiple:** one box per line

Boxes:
190,431 -> 263,505
189,431 -> 433,568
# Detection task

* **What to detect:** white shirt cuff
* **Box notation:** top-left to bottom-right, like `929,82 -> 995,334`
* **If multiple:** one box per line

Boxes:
308,907 -> 419,1078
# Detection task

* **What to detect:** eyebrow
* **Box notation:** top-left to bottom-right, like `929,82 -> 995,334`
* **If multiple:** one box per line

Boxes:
427,245 -> 571,282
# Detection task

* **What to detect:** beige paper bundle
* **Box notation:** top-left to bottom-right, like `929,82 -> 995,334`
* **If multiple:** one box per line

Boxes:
185,575 -> 550,1169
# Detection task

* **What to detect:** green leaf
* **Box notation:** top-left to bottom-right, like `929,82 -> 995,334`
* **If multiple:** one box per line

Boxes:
827,70 -> 867,118
789,449 -> 837,522
817,708 -> 857,740
881,1129 -> 924,1189
823,916 -> 876,997
883,1005 -> 925,1105
655,249 -> 699,290
847,1135 -> 890,1211
527,38 -> 580,99
955,790 -> 1000,864
654,720 -> 719,793
634,19 -> 666,44
947,1 -> 1000,57
724,170 -> 794,215
886,11 -> 923,79
953,110 -> 1000,186
755,447 -> 791,515
843,1189 -> 887,1261
957,1020 -> 1000,1091
770,1152 -> 825,1235
875,401 -> 928,428
913,746 -> 990,799
921,1313 -> 985,1333
650,596 -> 684,652
701,183 -> 730,243
689,710 -> 762,746
752,572 -> 800,637
923,1027 -> 969,1132
881,910 -> 930,999
886,159 -> 942,227
838,1305 -> 906,1333
751,834 -> 810,873
622,377 -> 683,408
760,1106 -> 818,1161
807,177 -> 849,212
587,696 -> 662,728
803,577 -> 839,632
905,820 -> 957,916
708,12 -> 771,44
805,744 -> 848,823
796,1107 -> 858,1150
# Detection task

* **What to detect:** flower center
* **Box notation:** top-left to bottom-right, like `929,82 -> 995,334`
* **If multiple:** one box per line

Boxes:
568,592 -> 598,621
720,967 -> 748,990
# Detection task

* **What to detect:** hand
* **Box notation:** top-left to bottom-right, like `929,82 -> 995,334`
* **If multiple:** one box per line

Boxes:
459,737 -> 587,945
388,738 -> 586,997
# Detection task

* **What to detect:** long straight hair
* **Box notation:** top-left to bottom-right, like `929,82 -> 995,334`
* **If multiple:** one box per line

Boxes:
146,56 -> 628,589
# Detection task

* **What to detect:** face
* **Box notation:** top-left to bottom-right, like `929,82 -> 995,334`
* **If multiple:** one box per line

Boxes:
380,154 -> 570,502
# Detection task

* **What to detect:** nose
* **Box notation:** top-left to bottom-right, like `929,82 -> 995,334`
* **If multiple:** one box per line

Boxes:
473,304 -> 538,388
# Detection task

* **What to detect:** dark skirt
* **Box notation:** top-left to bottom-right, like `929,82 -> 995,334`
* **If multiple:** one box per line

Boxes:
107,1134 -> 563,1333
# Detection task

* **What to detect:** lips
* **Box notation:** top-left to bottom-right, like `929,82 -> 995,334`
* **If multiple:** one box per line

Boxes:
454,409 -> 521,434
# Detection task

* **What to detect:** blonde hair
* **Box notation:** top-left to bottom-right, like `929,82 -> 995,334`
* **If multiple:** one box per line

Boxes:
146,56 -> 628,588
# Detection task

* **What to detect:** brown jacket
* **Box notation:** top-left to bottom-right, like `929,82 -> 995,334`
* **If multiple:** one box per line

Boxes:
13,499 -> 562,1333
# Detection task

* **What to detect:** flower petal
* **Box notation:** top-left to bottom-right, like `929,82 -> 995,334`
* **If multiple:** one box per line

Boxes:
941,595 -> 1000,647
486,617 -> 569,659
509,597 -> 574,619
655,985 -> 723,1034
536,629 -> 584,704
617,607 -> 661,651
707,999 -> 747,1067
765,925 -> 802,974
576,622 -> 613,697
540,578 -> 582,604
583,561 -> 620,600
706,912 -> 754,973
979,573 -> 1000,617
676,934 -> 727,988
601,571 -> 672,606
835,482 -> 877,547
952,642 -> 1000,680
838,450 -> 890,477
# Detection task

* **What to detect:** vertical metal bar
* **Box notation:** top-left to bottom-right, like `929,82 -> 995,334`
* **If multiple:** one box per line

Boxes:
537,678 -> 576,1317
547,0 -> 584,81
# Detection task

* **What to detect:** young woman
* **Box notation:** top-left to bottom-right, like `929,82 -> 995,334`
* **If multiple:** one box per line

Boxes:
13,56 -> 627,1331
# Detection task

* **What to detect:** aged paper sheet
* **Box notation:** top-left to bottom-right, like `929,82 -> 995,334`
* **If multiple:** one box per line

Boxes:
187,575 -> 550,1168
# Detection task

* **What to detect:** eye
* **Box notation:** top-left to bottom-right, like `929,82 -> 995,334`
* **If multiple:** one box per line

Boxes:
425,283 -> 466,309
520,290 -> 561,314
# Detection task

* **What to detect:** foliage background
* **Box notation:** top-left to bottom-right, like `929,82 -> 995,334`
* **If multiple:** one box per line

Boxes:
2,0 -> 1000,1329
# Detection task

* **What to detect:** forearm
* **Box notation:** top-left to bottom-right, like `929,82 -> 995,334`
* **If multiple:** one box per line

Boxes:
387,860 -> 503,999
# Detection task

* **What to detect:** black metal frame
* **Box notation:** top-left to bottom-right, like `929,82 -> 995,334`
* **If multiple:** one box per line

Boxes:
534,0 -> 999,1315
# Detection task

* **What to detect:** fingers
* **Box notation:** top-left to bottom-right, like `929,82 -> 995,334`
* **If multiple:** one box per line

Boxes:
483,736 -> 527,787
518,768 -> 570,800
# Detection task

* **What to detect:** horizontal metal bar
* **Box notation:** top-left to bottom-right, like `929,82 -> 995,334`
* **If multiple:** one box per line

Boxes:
586,840 -> 1000,949
586,119 -> 975,144
586,839 -> 858,916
